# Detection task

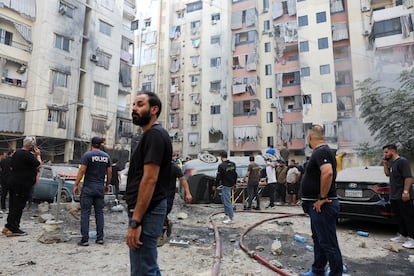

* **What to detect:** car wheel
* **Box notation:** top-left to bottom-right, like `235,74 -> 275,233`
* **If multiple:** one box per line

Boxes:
58,190 -> 71,203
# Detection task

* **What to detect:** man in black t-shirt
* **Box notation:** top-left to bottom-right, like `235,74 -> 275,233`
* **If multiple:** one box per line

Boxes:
125,92 -> 172,275
383,143 -> 414,249
2,137 -> 41,237
300,125 -> 343,276
110,158 -> 121,199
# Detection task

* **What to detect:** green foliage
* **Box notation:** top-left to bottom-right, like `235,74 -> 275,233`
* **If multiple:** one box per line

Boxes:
355,68 -> 414,157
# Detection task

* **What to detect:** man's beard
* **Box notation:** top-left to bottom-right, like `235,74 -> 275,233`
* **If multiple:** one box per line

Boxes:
132,110 -> 151,126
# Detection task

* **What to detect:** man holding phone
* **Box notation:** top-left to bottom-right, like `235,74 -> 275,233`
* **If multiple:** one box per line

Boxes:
2,136 -> 42,237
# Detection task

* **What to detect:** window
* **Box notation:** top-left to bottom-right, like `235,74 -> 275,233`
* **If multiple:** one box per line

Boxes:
131,19 -> 139,30
288,55 -> 298,61
298,15 -> 308,27
263,0 -> 269,11
335,71 -> 351,86
234,30 -> 256,46
169,113 -> 179,128
299,41 -> 309,52
210,57 -> 221,67
92,117 -> 106,134
318,37 -> 328,49
211,35 -> 220,44
210,81 -> 221,92
191,20 -> 201,34
118,119 -> 132,137
266,88 -> 272,99
190,114 -> 198,125
96,51 -> 112,70
142,82 -> 152,91
264,20 -> 270,31
191,75 -> 200,85
0,29 -> 13,46
191,38 -> 200,48
322,92 -> 332,103
99,20 -> 112,36
177,10 -> 184,19
264,42 -> 271,52
320,64 -> 330,75
94,82 -> 108,98
186,1 -> 202,13
316,11 -> 326,23
48,108 -> 66,129
54,34 -> 70,51
303,94 -> 312,105
266,112 -> 273,123
265,64 -> 272,75
59,1 -> 74,18
301,67 -> 310,77
210,105 -> 220,115
267,136 -> 274,147
211,13 -> 220,23
52,70 -> 68,88
333,46 -> 349,61
233,101 -> 257,116
144,21 -> 151,28
373,18 -> 405,38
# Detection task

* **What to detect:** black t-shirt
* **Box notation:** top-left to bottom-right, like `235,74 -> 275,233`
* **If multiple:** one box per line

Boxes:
8,149 -> 40,196
0,156 -> 12,184
216,160 -> 237,187
110,164 -> 121,186
389,157 -> 412,200
301,145 -> 337,200
125,124 -> 172,211
167,161 -> 184,197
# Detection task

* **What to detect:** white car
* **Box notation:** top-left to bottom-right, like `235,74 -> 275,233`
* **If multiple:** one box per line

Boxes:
119,167 -> 128,193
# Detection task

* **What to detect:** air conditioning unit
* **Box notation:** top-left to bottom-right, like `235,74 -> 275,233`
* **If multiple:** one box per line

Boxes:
361,6 -> 370,12
90,54 -> 99,62
191,121 -> 197,126
212,20 -> 217,25
362,30 -> 370,36
59,5 -> 67,15
18,101 -> 27,111
189,141 -> 196,146
270,103 -> 276,108
191,81 -> 197,86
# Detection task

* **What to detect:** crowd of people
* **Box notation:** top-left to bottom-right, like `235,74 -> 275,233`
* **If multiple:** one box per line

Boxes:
1,103 -> 413,276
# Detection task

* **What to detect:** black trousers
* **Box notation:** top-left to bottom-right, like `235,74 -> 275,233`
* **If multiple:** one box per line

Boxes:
1,182 -> 9,209
391,199 -> 414,238
275,182 -> 286,203
247,184 -> 260,208
5,190 -> 28,232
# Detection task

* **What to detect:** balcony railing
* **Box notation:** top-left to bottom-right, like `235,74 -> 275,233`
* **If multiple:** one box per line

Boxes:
1,77 -> 26,87
0,38 -> 31,52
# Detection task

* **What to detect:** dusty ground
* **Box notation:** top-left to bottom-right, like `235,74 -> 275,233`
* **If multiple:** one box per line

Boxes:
0,196 -> 413,276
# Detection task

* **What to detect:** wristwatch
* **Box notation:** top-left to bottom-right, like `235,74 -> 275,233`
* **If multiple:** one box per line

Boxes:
319,195 -> 327,200
403,190 -> 409,194
129,220 -> 141,229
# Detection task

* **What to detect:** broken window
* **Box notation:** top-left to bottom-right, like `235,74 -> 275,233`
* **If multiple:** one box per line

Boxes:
92,117 -> 106,134
210,80 -> 221,92
48,108 -> 66,129
210,57 -> 221,67
210,105 -> 220,114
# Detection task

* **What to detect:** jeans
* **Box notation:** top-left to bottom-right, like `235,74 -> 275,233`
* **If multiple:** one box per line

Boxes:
80,185 -> 105,242
221,186 -> 234,219
5,190 -> 28,232
302,199 -> 343,276
247,184 -> 260,208
130,199 -> 166,276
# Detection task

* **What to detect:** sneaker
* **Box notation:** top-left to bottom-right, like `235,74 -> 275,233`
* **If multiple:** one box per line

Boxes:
223,219 -> 234,224
390,233 -> 407,243
6,229 -> 27,237
77,241 -> 89,246
266,204 -> 274,209
402,237 -> 414,249
95,240 -> 104,245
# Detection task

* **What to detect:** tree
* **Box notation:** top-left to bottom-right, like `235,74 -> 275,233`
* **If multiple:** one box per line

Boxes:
356,68 -> 414,157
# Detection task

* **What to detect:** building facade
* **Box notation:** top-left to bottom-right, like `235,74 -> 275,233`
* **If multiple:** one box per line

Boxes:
0,0 -> 136,164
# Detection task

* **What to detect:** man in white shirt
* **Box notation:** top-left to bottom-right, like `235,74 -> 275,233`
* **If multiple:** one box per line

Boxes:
265,159 -> 277,208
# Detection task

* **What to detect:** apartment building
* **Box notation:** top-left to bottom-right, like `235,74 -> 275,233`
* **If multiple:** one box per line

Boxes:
0,0 -> 136,163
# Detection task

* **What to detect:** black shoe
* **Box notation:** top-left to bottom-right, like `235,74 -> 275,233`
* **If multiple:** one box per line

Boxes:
266,204 -> 274,209
96,240 -> 104,245
254,207 -> 261,210
244,206 -> 251,210
78,241 -> 89,246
